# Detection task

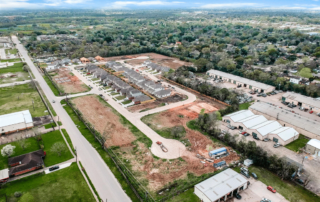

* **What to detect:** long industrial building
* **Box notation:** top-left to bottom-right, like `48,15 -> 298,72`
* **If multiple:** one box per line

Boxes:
223,109 -> 299,145
282,92 -> 320,114
207,69 -> 275,93
249,102 -> 320,140
194,168 -> 249,202
0,110 -> 34,135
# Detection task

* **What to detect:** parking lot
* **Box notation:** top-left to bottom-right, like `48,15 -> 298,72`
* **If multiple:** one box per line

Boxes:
235,178 -> 289,202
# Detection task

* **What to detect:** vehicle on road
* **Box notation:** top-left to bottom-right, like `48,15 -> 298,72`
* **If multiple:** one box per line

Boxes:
52,100 -> 55,103
49,165 -> 59,171
156,141 -> 168,152
267,186 -> 276,193
234,193 -> 242,200
251,172 -> 258,179
273,143 -> 282,148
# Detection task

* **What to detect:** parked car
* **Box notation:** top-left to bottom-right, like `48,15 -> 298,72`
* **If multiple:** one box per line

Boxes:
227,125 -> 236,130
309,110 -> 314,114
273,143 -> 282,148
241,170 -> 250,178
262,93 -> 267,97
242,132 -> 249,137
267,186 -> 276,193
263,138 -> 270,142
317,113 -> 320,117
49,165 -> 59,171
295,178 -> 304,185
251,172 -> 258,179
260,198 -> 271,202
234,193 -> 242,200
253,136 -> 260,140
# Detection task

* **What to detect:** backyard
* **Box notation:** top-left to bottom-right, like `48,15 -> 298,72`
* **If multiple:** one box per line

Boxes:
0,62 -> 30,84
5,49 -> 18,55
0,163 -> 95,202
285,134 -> 309,152
0,83 -> 47,117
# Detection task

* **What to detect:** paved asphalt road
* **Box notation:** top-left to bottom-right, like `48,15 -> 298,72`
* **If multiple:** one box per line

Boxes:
12,36 -> 131,202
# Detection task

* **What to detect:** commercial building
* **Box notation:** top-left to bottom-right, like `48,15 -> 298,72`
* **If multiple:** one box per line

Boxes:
306,139 -> 320,156
194,168 -> 249,202
206,70 -> 275,93
0,110 -> 34,135
282,92 -> 320,114
223,109 -> 299,145
249,102 -> 320,140
9,150 -> 45,177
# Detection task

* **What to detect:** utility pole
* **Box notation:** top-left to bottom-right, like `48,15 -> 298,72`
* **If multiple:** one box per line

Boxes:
32,99 -> 35,111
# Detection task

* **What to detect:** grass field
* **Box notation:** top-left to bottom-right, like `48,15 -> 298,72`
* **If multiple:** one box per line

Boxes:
0,62 -> 29,84
166,188 -> 200,202
0,83 -> 47,117
43,75 -> 61,96
61,129 -> 75,154
0,58 -> 21,63
41,130 -> 73,166
62,100 -> 140,202
0,163 -> 95,202
239,102 -> 251,110
5,49 -> 18,55
246,166 -> 320,202
0,138 -> 40,170
285,134 -> 309,152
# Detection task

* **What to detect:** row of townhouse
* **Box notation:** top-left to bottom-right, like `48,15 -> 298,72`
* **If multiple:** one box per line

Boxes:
46,58 -> 73,71
123,68 -> 172,98
143,61 -> 170,73
106,61 -> 126,72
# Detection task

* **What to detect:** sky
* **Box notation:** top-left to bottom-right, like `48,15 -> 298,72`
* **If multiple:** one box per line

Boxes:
0,0 -> 320,10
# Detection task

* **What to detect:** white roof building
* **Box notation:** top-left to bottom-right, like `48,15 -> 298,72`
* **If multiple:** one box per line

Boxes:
194,168 -> 249,202
250,120 -> 282,137
306,139 -> 320,156
307,139 -> 320,149
240,115 -> 268,128
222,110 -> 254,122
0,110 -> 34,134
207,69 -> 275,93
282,92 -> 320,113
269,127 -> 299,142
0,168 -> 9,182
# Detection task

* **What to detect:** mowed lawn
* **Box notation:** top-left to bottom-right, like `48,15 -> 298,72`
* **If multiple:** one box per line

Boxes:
285,134 -> 309,152
0,130 -> 73,169
0,138 -> 40,170
0,163 -> 95,202
0,83 -> 47,117
5,49 -> 18,55
41,130 -> 74,166
0,62 -> 30,84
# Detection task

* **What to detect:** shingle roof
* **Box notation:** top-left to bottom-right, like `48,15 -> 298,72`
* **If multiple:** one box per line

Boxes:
9,150 -> 45,175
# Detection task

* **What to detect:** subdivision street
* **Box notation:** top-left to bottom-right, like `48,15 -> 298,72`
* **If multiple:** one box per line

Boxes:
11,36 -> 131,202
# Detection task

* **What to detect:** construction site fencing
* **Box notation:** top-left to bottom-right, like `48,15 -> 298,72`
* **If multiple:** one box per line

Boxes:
65,98 -> 155,202
43,69 -> 65,96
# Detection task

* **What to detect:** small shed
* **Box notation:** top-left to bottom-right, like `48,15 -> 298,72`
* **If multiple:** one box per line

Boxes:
243,159 -> 253,167
213,161 -> 226,168
0,168 -> 9,183
306,139 -> 320,156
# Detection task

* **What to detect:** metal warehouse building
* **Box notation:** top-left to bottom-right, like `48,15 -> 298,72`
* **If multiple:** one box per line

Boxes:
223,109 -> 299,145
207,69 -> 275,93
282,92 -> 320,114
194,168 -> 249,202
306,139 -> 320,156
249,102 -> 320,140
0,110 -> 34,135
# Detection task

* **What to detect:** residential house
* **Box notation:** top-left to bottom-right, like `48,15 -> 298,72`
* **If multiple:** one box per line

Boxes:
127,89 -> 143,100
85,64 -> 99,73
120,87 -> 134,96
289,76 -> 302,84
61,58 -> 71,65
8,150 -> 45,177
154,89 -> 171,98
80,57 -> 89,63
133,95 -> 151,104
72,59 -> 80,64
95,56 -> 103,61
146,83 -> 163,94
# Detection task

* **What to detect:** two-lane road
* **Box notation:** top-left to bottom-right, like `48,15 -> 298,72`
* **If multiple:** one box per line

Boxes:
11,36 -> 131,202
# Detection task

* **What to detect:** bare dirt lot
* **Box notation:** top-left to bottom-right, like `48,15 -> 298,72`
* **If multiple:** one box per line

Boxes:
127,93 -> 188,113
52,68 -> 90,94
72,95 -> 136,147
139,101 -> 240,191
103,53 -> 192,70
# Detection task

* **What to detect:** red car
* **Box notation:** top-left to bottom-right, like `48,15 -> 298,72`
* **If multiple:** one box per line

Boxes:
309,111 -> 314,114
267,186 -> 276,193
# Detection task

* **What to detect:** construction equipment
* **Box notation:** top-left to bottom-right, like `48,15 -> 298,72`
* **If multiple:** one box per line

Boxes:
156,141 -> 168,152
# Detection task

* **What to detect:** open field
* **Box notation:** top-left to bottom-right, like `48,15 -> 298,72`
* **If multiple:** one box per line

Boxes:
128,93 -> 187,113
0,163 -> 95,202
0,83 -> 47,117
139,101 -> 239,193
0,62 -> 30,84
0,58 -> 21,63
62,100 -> 140,202
52,68 -> 90,94
5,49 -> 18,55
104,53 -> 192,70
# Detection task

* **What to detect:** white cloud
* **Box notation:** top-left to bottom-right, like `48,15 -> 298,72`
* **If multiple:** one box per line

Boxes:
0,0 -> 43,9
109,0 -> 184,8
198,3 -> 260,9
64,0 -> 90,4
313,0 -> 319,2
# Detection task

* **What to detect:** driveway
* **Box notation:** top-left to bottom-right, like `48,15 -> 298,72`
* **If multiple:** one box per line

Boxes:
0,48 -> 6,59
11,36 -> 131,202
